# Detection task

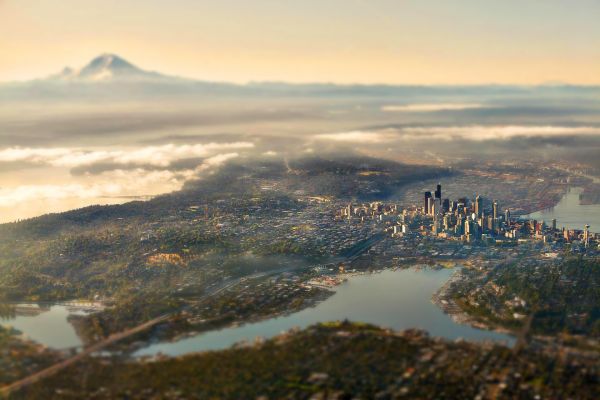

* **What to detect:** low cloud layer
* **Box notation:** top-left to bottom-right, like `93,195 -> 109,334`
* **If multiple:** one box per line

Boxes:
381,103 -> 485,112
0,142 -> 253,169
1,121 -> 600,222
0,170 -> 169,206
313,131 -> 392,143
0,152 -> 241,219
0,108 -> 309,146
315,125 -> 600,143
0,141 -> 249,221
398,125 -> 600,141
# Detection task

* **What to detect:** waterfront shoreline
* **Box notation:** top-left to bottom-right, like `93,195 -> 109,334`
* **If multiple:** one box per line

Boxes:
431,269 -> 515,343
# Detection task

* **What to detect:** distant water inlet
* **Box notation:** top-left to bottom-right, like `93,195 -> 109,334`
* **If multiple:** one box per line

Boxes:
525,186 -> 600,231
135,268 -> 514,357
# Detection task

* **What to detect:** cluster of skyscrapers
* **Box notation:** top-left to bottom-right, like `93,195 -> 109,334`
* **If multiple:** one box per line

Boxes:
419,184 -> 506,241
400,183 -> 595,247
338,182 -> 595,247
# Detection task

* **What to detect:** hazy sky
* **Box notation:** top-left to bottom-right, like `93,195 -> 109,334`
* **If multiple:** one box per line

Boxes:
1,0 -> 600,84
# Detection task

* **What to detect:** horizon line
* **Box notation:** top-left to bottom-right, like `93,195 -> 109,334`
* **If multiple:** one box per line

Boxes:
2,53 -> 600,88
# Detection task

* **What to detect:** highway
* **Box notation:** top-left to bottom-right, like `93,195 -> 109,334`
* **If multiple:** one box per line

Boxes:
0,279 -> 240,398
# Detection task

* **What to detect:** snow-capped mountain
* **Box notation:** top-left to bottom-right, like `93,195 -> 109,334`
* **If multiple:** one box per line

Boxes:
50,53 -> 168,82
2,53 -> 598,103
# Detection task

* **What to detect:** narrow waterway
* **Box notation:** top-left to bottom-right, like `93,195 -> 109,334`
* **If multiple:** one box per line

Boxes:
135,268 -> 514,357
525,186 -> 600,231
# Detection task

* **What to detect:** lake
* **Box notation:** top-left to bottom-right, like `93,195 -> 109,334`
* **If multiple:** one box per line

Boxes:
0,304 -> 84,349
1,269 -> 513,355
135,268 -> 513,357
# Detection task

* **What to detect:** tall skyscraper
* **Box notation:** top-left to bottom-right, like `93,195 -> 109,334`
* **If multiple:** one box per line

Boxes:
475,195 -> 483,218
465,217 -> 472,235
551,219 -> 557,231
435,183 -> 442,199
456,214 -> 464,235
584,224 -> 590,248
492,200 -> 498,220
424,191 -> 432,213
505,208 -> 511,223
432,198 -> 441,217
442,198 -> 450,213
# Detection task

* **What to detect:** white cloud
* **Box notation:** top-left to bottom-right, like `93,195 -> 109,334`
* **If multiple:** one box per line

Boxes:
315,126 -> 600,144
0,152 -> 242,211
0,147 -> 73,163
0,169 -> 181,207
192,152 -> 239,175
397,125 -> 600,141
381,103 -> 485,112
313,131 -> 392,143
0,142 -> 254,168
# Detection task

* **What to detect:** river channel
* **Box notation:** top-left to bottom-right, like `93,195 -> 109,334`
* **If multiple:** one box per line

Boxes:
525,186 -> 600,231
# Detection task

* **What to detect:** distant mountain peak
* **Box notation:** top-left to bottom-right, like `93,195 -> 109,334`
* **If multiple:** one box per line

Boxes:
50,53 -> 165,82
77,53 -> 142,81
83,53 -> 137,72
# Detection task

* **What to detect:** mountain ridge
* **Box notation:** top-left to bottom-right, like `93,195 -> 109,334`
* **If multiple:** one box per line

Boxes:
5,53 -> 599,89
2,53 -> 600,102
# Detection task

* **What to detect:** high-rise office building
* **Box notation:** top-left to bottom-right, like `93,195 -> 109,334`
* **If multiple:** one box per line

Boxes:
551,218 -> 557,231
487,215 -> 494,232
455,215 -> 464,235
442,198 -> 450,213
584,224 -> 590,248
475,195 -> 483,218
424,191 -> 432,213
450,200 -> 458,212
443,214 -> 451,231
505,208 -> 511,223
492,200 -> 498,220
432,198 -> 440,217
435,183 -> 442,199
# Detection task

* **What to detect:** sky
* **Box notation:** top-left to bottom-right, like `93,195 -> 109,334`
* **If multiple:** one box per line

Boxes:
1,0 -> 599,84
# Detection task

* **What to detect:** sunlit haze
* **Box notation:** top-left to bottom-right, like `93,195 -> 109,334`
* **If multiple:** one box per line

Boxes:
1,0 -> 600,84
